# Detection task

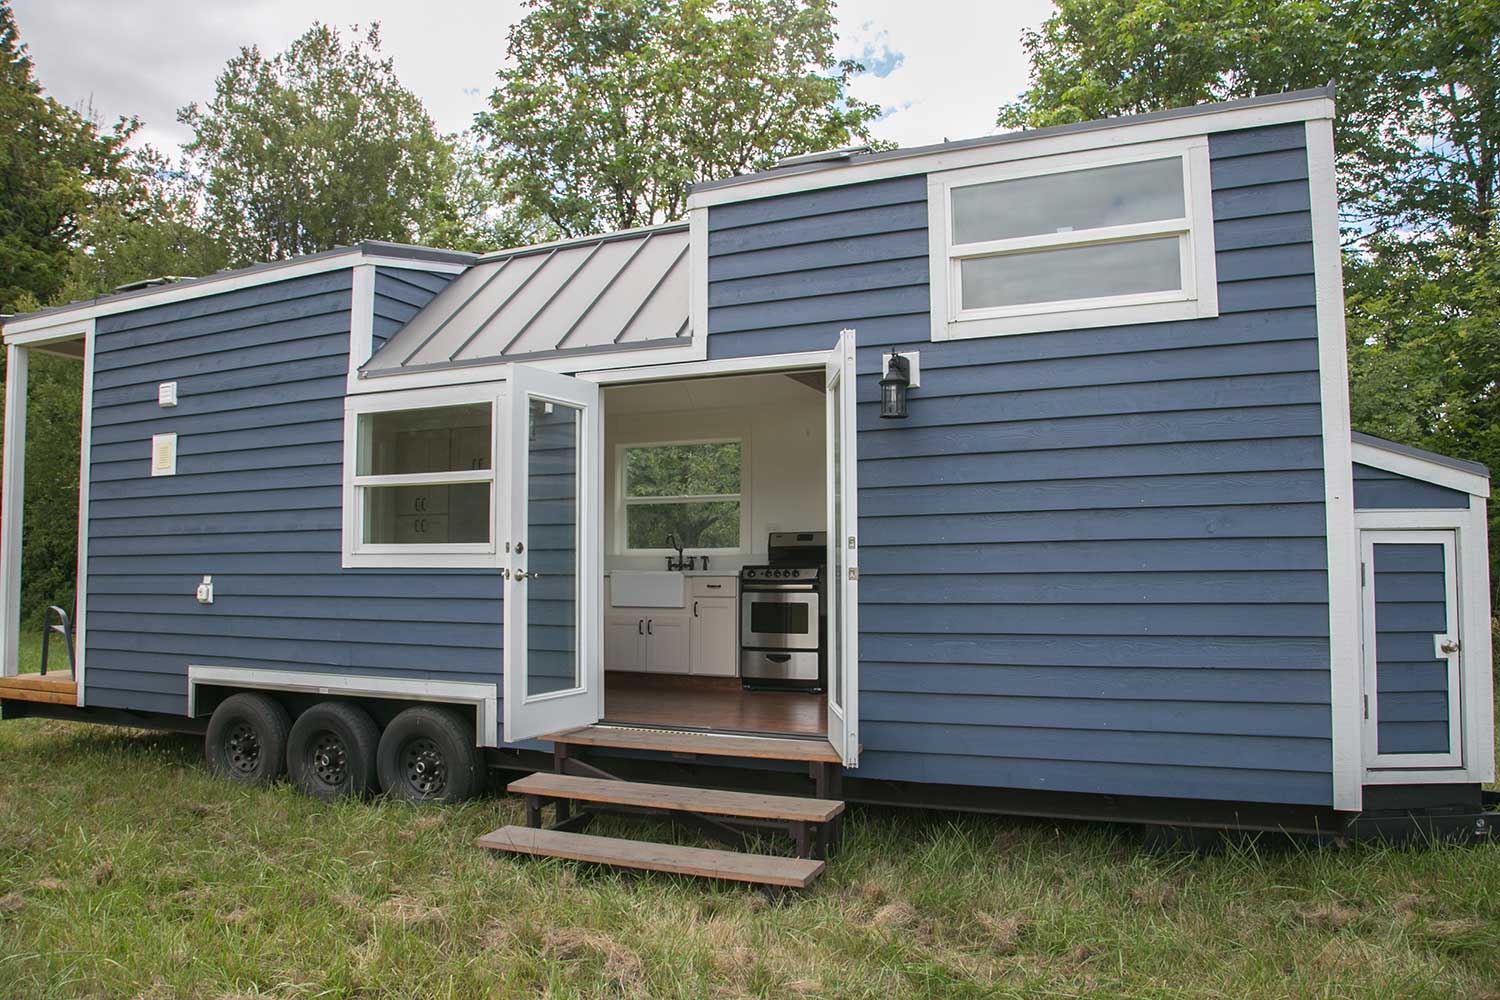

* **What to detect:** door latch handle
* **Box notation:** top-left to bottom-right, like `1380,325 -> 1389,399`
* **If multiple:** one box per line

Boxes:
514,569 -> 542,581
647,619 -> 653,635
1440,637 -> 1460,654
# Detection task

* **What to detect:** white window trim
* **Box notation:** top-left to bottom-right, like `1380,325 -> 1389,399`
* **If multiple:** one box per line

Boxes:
613,436 -> 749,557
927,137 -> 1219,341
342,382 -> 509,569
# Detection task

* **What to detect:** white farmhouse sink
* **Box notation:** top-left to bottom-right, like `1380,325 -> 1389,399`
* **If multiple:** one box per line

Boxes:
609,571 -> 686,608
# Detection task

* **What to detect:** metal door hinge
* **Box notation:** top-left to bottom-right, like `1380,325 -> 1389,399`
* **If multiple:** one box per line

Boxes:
1363,694 -> 1369,719
848,567 -> 859,580
1360,562 -> 1366,587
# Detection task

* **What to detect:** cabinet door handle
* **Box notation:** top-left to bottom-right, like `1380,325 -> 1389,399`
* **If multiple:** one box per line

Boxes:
693,600 -> 699,617
638,619 -> 643,635
705,583 -> 722,589
647,619 -> 653,635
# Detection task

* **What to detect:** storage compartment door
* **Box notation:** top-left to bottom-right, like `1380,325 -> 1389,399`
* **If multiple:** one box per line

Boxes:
825,329 -> 860,767
503,364 -> 603,742
1361,530 -> 1463,769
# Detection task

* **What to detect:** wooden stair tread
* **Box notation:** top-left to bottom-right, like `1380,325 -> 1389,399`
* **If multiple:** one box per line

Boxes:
476,825 -> 825,888
545,725 -> 841,764
510,772 -> 844,823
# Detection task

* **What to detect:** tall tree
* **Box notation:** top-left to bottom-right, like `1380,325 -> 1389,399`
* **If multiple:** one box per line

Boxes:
476,0 -> 886,237
0,0 -> 128,311
179,22 -> 492,264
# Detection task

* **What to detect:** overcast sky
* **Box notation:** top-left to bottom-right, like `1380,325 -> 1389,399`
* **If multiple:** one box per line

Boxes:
12,0 -> 1053,159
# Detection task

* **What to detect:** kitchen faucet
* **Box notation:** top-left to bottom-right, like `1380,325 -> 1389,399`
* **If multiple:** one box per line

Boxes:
663,534 -> 704,571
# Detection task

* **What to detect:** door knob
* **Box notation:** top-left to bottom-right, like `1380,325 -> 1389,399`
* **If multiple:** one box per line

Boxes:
515,569 -> 542,581
1440,637 -> 1460,654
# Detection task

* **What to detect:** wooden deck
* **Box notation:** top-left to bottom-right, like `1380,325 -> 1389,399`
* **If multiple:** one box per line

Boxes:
604,672 -> 826,737
0,671 -> 77,705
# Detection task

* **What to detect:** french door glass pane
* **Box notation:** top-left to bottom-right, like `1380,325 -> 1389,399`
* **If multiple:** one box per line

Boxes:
829,372 -> 843,711
960,236 -> 1181,310
526,398 -> 581,698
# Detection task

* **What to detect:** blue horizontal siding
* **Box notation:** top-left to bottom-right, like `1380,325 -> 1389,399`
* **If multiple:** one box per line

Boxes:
704,124 -> 1334,806
1371,542 -> 1450,755
1353,462 -> 1468,510
86,267 -> 504,729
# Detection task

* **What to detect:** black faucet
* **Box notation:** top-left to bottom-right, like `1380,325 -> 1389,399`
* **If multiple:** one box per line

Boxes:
663,534 -> 697,571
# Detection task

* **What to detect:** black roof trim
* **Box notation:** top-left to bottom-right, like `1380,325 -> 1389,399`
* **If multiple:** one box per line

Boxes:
1352,431 -> 1490,481
691,85 -> 1337,196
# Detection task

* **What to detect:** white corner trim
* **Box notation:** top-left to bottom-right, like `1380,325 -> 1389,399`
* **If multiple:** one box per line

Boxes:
346,264 -> 376,395
1,344 -> 28,678
1306,117 -> 1363,812
1352,440 -> 1490,499
2,251 -> 468,341
187,665 -> 500,747
688,95 -> 1336,211
73,321 -> 97,705
688,206 -> 710,358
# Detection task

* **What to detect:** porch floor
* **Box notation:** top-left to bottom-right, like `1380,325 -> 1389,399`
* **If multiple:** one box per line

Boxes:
0,671 -> 77,705
603,672 -> 826,738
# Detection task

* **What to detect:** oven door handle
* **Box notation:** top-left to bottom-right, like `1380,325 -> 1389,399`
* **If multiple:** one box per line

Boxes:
765,653 -> 792,663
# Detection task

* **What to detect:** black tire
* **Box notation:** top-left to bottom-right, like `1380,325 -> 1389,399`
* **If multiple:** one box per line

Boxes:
205,692 -> 291,786
376,706 -> 484,805
286,701 -> 380,801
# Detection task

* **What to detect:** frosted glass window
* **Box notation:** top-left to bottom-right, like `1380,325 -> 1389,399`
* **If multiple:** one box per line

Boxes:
951,158 -> 1185,245
960,237 -> 1182,310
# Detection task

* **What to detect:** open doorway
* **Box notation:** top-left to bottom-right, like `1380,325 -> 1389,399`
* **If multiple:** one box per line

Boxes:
599,369 -> 828,738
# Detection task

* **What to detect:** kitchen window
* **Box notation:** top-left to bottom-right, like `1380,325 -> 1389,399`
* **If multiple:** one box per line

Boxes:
928,137 -> 1218,340
618,440 -> 744,553
342,390 -> 501,568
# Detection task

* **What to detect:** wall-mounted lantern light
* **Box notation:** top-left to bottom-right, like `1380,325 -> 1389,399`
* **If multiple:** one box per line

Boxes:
879,351 -> 912,419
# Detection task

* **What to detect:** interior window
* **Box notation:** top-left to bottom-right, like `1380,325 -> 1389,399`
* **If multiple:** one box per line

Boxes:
355,402 -> 493,546
622,441 -> 742,551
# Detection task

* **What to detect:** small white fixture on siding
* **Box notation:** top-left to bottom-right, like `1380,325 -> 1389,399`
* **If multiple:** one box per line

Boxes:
157,381 -> 178,407
195,575 -> 214,604
150,432 -> 177,477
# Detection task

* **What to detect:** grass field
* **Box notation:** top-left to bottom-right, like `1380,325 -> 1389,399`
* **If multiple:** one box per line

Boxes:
1,643 -> 1498,998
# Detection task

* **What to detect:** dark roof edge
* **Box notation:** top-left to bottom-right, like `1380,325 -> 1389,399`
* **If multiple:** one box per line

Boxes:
691,85 -> 1337,196
1352,431 -> 1490,482
362,332 -> 689,377
3,240 -> 477,328
473,221 -> 690,264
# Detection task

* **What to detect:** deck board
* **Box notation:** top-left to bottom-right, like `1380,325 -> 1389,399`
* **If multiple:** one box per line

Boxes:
546,724 -> 841,763
0,672 -> 77,705
476,825 -> 826,887
510,772 -> 845,822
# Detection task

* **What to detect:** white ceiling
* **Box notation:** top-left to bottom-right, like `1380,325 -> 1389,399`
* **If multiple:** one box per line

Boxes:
603,371 -> 823,415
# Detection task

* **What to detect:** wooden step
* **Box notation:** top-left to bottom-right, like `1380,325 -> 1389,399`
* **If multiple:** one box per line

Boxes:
510,772 -> 844,823
545,724 -> 841,764
476,825 -> 825,888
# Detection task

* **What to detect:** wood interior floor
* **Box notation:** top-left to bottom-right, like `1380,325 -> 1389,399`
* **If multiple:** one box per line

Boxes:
603,672 -> 827,738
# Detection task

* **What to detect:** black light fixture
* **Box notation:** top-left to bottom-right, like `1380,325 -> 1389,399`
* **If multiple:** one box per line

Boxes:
879,351 -> 911,419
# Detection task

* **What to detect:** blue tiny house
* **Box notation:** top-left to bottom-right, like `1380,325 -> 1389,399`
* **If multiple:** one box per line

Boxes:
2,87 -> 1493,842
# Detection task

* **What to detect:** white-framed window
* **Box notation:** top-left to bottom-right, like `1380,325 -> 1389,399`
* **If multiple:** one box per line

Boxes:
927,136 -> 1219,340
342,385 -> 505,568
615,438 -> 746,555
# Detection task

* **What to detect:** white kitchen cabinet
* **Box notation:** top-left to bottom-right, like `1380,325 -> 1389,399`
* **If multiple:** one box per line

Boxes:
605,575 -> 738,676
690,596 -> 738,677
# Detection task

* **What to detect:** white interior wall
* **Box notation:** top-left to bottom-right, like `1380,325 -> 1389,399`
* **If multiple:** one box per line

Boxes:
603,373 -> 825,572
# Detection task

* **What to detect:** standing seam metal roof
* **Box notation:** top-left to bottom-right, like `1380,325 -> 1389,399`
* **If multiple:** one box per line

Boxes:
363,223 -> 690,374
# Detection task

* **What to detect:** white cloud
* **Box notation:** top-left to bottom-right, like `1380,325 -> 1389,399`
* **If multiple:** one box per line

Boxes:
12,0 -> 1052,159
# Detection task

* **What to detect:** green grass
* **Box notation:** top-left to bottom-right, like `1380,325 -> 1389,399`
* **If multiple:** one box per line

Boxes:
0,719 -> 1497,999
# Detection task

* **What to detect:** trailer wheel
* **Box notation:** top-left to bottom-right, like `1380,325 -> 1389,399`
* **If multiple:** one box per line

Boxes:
286,701 -> 380,801
205,692 -> 291,786
376,706 -> 484,805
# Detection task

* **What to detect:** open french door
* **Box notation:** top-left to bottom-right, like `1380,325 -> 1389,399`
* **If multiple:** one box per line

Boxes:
825,329 -> 860,766
502,364 -> 603,743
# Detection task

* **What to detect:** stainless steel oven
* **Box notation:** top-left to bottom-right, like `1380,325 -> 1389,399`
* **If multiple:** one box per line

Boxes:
740,533 -> 826,689
740,580 -> 820,651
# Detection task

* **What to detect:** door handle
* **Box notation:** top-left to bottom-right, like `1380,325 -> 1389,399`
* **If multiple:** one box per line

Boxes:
647,619 -> 653,635
638,619 -> 643,635
693,600 -> 699,617
1440,637 -> 1461,654
514,569 -> 542,581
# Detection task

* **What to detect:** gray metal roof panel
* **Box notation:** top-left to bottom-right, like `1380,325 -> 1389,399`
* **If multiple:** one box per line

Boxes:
1351,431 -> 1490,482
365,225 -> 691,374
690,85 -> 1337,196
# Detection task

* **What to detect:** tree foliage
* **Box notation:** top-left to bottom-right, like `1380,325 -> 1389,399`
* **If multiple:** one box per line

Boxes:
0,0 -> 129,312
477,0 -> 886,237
179,23 -> 496,264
